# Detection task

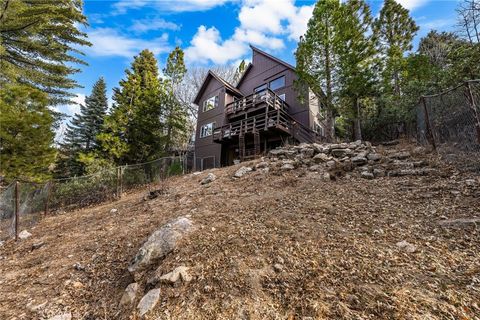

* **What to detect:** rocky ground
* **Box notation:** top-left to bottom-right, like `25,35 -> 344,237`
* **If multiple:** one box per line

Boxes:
0,141 -> 479,320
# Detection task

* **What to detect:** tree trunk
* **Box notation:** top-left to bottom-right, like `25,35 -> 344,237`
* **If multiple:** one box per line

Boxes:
353,98 -> 362,141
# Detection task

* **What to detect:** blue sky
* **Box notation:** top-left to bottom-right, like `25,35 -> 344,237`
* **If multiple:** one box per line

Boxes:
58,0 -> 460,134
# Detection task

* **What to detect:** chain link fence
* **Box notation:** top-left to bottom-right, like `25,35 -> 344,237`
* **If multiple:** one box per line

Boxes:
0,156 -> 187,241
417,80 -> 480,172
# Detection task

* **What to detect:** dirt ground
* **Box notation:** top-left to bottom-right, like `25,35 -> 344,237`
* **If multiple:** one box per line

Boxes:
0,147 -> 479,320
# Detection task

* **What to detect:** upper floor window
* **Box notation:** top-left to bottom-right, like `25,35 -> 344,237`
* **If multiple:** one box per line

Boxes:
200,122 -> 214,138
269,76 -> 285,91
254,84 -> 267,93
203,95 -> 218,112
278,93 -> 286,101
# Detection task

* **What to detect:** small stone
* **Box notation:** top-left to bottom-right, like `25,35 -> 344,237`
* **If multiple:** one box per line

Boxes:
281,163 -> 295,170
300,148 -> 315,158
18,230 -> 32,240
110,208 -> 118,214
361,171 -> 374,180
322,172 -> 331,181
201,173 -> 216,185
273,263 -> 283,272
308,165 -> 321,172
204,285 -> 213,293
390,151 -> 411,160
373,168 -> 385,178
465,179 -> 477,187
119,283 -> 139,307
73,262 -> 85,271
276,256 -> 285,264
137,288 -> 161,317
255,161 -> 269,169
234,166 -> 253,178
396,240 -> 417,253
326,160 -> 336,170
159,266 -> 192,284
72,281 -> 84,289
48,313 -> 72,320
31,242 -> 45,250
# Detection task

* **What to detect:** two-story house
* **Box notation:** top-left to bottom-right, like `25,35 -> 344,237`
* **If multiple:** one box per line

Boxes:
193,45 -> 324,170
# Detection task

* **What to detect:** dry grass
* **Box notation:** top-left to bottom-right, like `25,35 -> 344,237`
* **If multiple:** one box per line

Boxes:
0,148 -> 479,320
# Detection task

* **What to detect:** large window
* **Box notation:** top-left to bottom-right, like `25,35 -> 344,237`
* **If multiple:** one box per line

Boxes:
278,93 -> 286,101
269,75 -> 285,90
203,95 -> 218,112
200,122 -> 214,138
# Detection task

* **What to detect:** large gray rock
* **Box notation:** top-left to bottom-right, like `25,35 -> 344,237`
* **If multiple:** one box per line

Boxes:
331,148 -> 352,158
300,148 -> 315,158
313,153 -> 330,163
137,288 -> 161,317
269,149 -> 285,156
119,282 -> 139,307
361,171 -> 374,180
367,153 -> 382,161
18,230 -> 32,240
390,151 -> 411,160
233,166 -> 252,178
201,173 -> 216,185
128,217 -> 194,273
351,156 -> 367,166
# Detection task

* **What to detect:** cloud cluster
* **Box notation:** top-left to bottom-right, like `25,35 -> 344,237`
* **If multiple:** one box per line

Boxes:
85,28 -> 171,58
113,0 -> 231,14
185,0 -> 314,65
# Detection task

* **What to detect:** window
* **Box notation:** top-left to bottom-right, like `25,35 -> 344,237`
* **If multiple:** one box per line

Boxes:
269,75 -> 285,90
254,84 -> 267,93
278,93 -> 286,101
203,95 -> 218,112
200,122 -> 214,138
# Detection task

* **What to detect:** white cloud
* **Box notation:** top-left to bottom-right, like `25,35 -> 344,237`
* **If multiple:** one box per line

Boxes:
185,26 -> 249,65
85,28 -> 171,57
396,0 -> 430,10
184,0 -> 313,64
131,18 -> 180,33
112,0 -> 232,14
70,93 -> 86,115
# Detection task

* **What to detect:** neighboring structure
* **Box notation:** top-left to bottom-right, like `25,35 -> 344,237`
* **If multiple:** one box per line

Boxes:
193,45 -> 325,170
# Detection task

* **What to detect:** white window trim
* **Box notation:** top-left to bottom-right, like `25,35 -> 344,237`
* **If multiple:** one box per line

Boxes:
199,122 -> 215,138
203,95 -> 218,112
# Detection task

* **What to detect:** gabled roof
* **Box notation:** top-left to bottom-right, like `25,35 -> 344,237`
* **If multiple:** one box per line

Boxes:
236,45 -> 296,88
193,70 -> 243,105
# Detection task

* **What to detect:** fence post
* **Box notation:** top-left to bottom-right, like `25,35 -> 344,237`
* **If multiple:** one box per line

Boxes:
466,81 -> 480,144
14,181 -> 19,241
44,181 -> 51,217
421,96 -> 436,150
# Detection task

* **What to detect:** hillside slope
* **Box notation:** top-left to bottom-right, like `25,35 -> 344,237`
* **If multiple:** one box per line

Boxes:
0,143 -> 479,320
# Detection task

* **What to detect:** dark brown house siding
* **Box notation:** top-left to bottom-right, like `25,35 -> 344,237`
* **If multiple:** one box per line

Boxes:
237,47 -> 310,128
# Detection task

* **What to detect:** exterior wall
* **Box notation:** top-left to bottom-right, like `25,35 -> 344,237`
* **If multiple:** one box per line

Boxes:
237,50 -> 310,129
194,77 -> 226,169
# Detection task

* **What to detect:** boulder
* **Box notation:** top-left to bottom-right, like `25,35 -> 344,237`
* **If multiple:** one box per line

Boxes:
300,148 -> 315,158
373,168 -> 386,178
281,163 -> 295,170
18,230 -> 32,240
128,217 -> 194,273
313,153 -> 330,163
234,166 -> 252,178
159,266 -> 192,284
269,149 -> 286,156
367,153 -> 382,161
308,165 -> 321,172
137,288 -> 161,317
255,162 -> 269,169
331,148 -> 352,158
201,173 -> 216,185
351,156 -> 367,166
361,171 -> 374,180
119,282 -> 139,307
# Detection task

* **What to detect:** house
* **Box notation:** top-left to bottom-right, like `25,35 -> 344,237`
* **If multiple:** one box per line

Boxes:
193,45 -> 325,170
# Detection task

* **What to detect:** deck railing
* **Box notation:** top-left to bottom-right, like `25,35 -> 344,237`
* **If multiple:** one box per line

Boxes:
225,89 -> 288,115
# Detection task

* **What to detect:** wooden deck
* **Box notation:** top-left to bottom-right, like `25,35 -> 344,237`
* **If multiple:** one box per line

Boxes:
225,89 -> 287,117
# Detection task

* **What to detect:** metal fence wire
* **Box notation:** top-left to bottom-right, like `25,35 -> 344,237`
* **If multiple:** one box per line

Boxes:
418,80 -> 480,172
0,156 -> 187,241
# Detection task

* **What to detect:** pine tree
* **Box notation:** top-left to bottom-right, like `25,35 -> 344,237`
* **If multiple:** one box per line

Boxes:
58,77 -> 108,177
98,49 -> 165,164
163,47 -> 189,152
0,84 -> 56,182
336,0 -> 377,140
373,0 -> 419,96
233,60 -> 246,85
0,0 -> 91,104
295,0 -> 342,141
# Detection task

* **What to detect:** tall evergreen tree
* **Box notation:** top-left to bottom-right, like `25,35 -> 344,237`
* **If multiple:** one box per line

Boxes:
0,84 -> 56,182
295,0 -> 342,141
336,0 -> 377,140
57,77 -> 108,177
163,47 -> 189,152
0,0 -> 91,104
98,49 -> 165,164
373,0 -> 419,96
